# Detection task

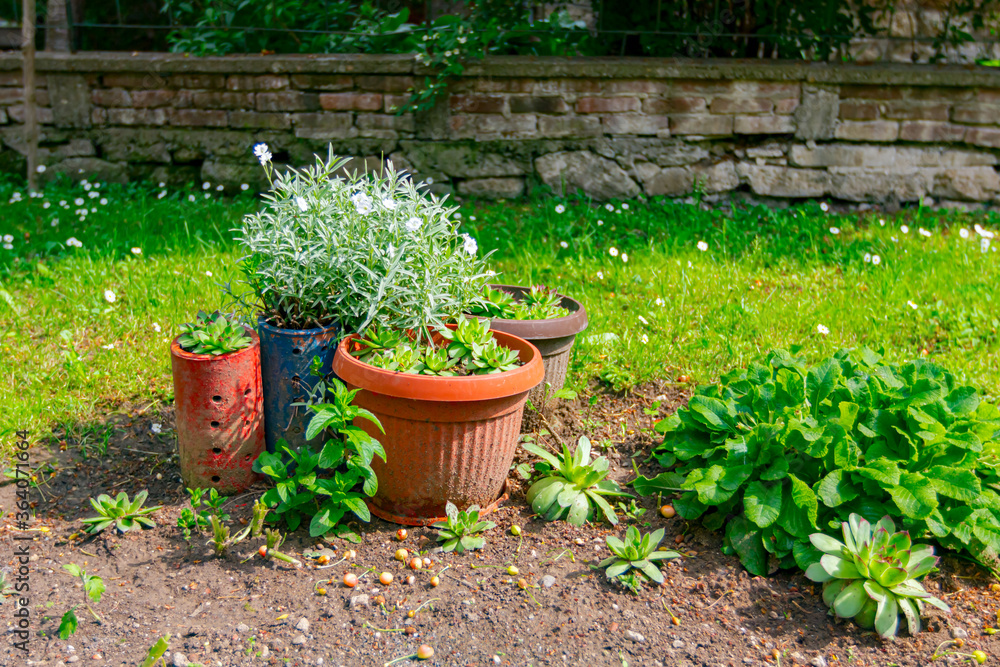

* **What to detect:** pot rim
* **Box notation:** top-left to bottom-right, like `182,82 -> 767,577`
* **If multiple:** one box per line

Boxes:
257,314 -> 341,336
170,328 -> 260,362
332,327 -> 544,402
480,283 -> 589,340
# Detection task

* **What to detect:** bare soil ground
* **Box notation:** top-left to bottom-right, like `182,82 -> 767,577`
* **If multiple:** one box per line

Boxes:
2,383 -> 998,667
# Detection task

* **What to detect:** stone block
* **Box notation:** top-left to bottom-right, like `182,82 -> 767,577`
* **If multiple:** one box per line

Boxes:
537,115 -> 601,138
193,92 -> 255,110
694,161 -> 740,193
0,88 -> 22,104
6,106 -> 54,124
102,74 -> 153,88
55,138 -> 96,158
644,97 -> 706,114
671,115 -> 733,136
899,121 -> 966,143
951,104 -> 999,125
228,111 -> 291,130
882,102 -> 950,121
170,109 -> 227,127
399,142 -> 526,178
449,114 -> 536,139
472,78 -> 535,93
577,97 -> 640,113
509,96 -> 569,114
457,177 -> 524,198
92,88 -> 131,108
746,142 -> 787,158
133,90 -> 180,108
839,101 -> 879,120
47,157 -> 127,183
603,80 -> 668,95
320,93 -> 383,111
602,114 -> 668,136
384,94 -> 410,114
450,94 -> 506,114
535,151 -> 640,200
108,108 -> 168,126
965,127 -> 1000,148
734,115 -> 795,134
201,160 -> 270,192
293,112 -> 355,139
226,75 -> 289,91
794,86 -> 838,140
0,108 -> 7,125
774,99 -> 800,114
533,79 -> 602,95
932,167 -> 1000,201
827,168 -> 930,202
290,74 -> 353,91
834,121 -> 899,142
790,144 -> 995,168
710,98 -> 773,114
356,114 -> 415,133
635,163 -> 693,196
737,164 -> 828,197
356,75 -> 415,93
256,92 -> 319,112
92,129 -> 170,163
839,85 -> 904,100
47,74 -> 92,129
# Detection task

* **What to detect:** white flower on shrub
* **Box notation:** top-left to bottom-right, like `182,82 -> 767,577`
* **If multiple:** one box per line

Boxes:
381,198 -> 397,211
405,217 -> 422,232
254,143 -> 272,166
462,234 -> 478,256
296,196 -> 308,213
151,423 -> 162,434
104,290 -> 116,303
352,192 -> 373,215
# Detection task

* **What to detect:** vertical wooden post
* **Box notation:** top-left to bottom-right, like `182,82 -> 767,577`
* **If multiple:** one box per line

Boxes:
22,0 -> 38,192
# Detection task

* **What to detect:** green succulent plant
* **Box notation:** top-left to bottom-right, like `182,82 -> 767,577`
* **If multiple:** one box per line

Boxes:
599,526 -> 681,593
177,310 -> 251,355
805,513 -> 949,638
432,501 -> 495,553
81,490 -> 162,534
524,436 -> 631,526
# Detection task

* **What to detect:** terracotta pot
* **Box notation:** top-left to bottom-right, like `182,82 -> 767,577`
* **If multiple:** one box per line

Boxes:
170,329 -> 264,494
331,328 -> 544,525
482,284 -> 588,408
257,317 -> 341,452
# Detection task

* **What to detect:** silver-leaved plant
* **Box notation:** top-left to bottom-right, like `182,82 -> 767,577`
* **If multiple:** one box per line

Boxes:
232,144 -> 491,333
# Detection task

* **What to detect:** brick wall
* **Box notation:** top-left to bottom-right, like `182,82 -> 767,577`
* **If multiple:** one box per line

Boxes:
3,53 -> 1000,204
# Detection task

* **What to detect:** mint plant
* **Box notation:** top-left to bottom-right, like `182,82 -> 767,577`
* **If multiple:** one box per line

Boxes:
524,436 -> 631,526
636,348 -> 1000,575
806,514 -> 948,638
81,490 -> 162,535
253,378 -> 384,539
177,310 -> 251,355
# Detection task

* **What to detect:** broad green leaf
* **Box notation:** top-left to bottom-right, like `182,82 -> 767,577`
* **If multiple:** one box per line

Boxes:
817,470 -> 859,508
874,595 -> 899,638
744,481 -> 782,528
725,516 -> 767,576
686,395 -> 738,432
58,607 -> 78,639
820,554 -> 860,579
833,580 -> 867,618
887,472 -> 938,520
925,465 -> 980,501
806,358 -> 842,415
631,471 -> 685,496
138,635 -> 171,667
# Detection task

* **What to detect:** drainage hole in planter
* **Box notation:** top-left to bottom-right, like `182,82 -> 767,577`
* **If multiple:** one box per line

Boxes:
212,394 -> 222,403
211,475 -> 221,483
244,388 -> 251,396
292,347 -> 302,355
320,344 -> 328,351
210,420 -> 220,428
245,454 -> 252,461
292,426 -> 302,434
291,375 -> 301,383
212,447 -> 222,454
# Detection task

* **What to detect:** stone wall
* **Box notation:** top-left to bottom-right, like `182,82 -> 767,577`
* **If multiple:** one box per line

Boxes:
3,52 -> 1000,204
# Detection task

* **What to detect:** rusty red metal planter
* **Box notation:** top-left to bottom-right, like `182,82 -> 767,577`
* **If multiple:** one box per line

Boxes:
332,328 -> 545,526
170,330 -> 264,494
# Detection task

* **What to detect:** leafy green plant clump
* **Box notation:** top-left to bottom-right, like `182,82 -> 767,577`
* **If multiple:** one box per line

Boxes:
58,564 -> 104,639
469,286 -> 569,321
599,526 -> 681,593
525,435 -> 631,526
432,501 -> 495,553
352,316 -> 521,376
233,146 -> 490,331
637,347 -> 1000,575
253,379 -> 384,538
177,310 -> 251,355
807,514 -> 948,638
81,490 -> 162,535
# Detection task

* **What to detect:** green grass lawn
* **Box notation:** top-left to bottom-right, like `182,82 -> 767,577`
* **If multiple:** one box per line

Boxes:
2,175 -> 999,457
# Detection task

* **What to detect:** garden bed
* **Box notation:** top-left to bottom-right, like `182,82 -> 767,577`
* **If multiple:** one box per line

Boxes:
3,383 -> 995,667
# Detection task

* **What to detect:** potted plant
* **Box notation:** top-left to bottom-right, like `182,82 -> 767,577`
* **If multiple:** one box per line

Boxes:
170,310 -> 264,493
468,284 -> 588,408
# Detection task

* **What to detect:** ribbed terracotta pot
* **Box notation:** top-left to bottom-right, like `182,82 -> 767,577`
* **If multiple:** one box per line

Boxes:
170,329 -> 264,494
483,284 -> 588,409
331,328 -> 544,525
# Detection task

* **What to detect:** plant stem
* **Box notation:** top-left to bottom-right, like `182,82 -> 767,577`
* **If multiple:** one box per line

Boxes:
85,604 -> 102,624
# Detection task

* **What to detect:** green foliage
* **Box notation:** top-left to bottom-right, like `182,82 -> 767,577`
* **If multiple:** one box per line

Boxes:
432,501 -> 496,553
177,487 -> 229,541
524,436 -> 631,526
352,317 -> 522,376
642,348 -> 1000,575
232,146 -> 490,332
177,310 -> 251,355
598,526 -> 680,593
81,490 -> 161,535
805,514 -> 948,638
469,286 -> 568,320
0,570 -> 12,596
138,634 -> 171,667
59,563 -> 104,638
253,378 -> 384,538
